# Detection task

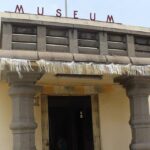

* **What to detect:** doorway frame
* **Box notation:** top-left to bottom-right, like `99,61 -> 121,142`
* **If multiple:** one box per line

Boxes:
41,94 -> 101,150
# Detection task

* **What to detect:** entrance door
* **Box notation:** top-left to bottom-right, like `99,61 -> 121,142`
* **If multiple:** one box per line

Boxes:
48,96 -> 94,150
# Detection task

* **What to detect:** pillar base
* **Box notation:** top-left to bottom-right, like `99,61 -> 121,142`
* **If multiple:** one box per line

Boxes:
131,143 -> 150,150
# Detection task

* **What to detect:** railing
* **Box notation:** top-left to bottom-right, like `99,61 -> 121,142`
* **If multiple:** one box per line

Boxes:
1,21 -> 150,58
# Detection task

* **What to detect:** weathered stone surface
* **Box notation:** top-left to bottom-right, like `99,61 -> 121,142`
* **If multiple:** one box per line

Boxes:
38,51 -> 73,61
2,23 -> 12,50
37,26 -> 46,51
2,12 -> 150,36
73,53 -> 106,63
8,72 -> 42,150
0,50 -> 38,60
131,57 -> 150,65
115,76 -> 150,150
127,35 -> 135,57
2,12 -> 150,58
69,29 -> 78,53
99,32 -> 108,55
106,55 -> 130,64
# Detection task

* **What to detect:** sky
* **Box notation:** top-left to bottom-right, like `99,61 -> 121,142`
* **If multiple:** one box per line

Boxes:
0,0 -> 149,27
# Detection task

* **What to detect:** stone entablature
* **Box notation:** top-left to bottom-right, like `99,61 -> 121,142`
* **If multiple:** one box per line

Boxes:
1,12 -> 150,58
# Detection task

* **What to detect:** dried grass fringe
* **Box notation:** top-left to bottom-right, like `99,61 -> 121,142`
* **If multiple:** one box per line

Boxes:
0,58 -> 33,78
0,58 -> 150,78
36,60 -> 150,76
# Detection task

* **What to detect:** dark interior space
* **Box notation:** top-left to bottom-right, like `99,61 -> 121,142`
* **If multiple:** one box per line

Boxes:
48,96 -> 94,150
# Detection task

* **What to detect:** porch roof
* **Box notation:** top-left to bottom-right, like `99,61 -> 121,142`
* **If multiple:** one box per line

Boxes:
0,50 -> 150,77
0,13 -> 150,77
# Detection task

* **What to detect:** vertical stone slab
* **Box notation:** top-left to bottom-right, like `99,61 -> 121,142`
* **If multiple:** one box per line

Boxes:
99,32 -> 108,55
91,95 -> 101,150
8,72 -> 42,150
41,95 -> 49,150
115,76 -> 150,150
69,29 -> 78,53
127,35 -> 135,57
37,26 -> 46,51
2,23 -> 12,50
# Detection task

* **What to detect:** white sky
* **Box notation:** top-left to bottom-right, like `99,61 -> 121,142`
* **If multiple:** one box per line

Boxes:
0,0 -> 149,27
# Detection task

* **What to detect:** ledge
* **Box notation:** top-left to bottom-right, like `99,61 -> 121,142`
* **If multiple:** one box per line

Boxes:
1,12 -> 150,36
0,50 -> 150,66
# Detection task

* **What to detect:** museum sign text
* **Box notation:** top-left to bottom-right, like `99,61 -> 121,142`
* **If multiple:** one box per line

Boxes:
13,5 -> 115,23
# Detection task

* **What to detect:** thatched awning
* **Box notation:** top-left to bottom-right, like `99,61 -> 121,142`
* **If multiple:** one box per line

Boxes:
0,50 -> 150,77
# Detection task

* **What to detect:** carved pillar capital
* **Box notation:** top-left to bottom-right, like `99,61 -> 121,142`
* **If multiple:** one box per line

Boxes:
115,76 -> 150,96
7,72 -> 42,85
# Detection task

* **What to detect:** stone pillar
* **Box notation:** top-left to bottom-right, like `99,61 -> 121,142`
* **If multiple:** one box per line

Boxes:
7,72 -> 42,150
99,32 -> 108,55
127,35 -> 135,57
69,29 -> 78,53
37,26 -> 46,51
115,76 -> 150,150
2,23 -> 12,50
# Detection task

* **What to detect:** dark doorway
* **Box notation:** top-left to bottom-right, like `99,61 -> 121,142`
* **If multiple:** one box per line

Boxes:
48,96 -> 94,150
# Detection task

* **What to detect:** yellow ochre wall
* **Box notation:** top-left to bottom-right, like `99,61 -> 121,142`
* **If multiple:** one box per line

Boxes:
99,84 -> 132,150
0,81 -> 12,150
0,80 -> 131,150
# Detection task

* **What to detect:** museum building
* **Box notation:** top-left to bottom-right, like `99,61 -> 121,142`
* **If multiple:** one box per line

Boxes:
0,12 -> 150,150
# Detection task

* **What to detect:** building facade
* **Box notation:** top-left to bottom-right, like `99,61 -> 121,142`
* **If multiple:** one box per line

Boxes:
0,12 -> 150,150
